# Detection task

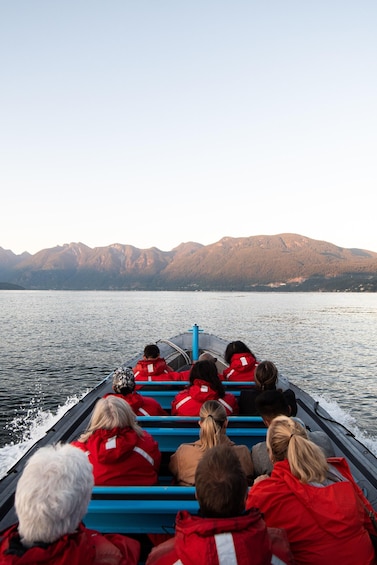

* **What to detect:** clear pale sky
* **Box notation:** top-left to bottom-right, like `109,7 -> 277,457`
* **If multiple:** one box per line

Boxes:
1,1 -> 377,255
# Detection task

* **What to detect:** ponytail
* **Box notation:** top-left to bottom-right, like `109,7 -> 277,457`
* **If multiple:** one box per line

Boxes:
267,416 -> 328,483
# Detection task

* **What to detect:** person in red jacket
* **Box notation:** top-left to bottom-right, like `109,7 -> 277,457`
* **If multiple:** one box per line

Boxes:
146,444 -> 294,565
133,344 -> 176,382
222,340 -> 258,382
72,395 -> 161,485
246,415 -> 377,565
105,366 -> 167,415
0,443 -> 140,565
171,360 -> 239,416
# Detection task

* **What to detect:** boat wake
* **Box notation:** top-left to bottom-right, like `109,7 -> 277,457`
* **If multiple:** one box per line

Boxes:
314,395 -> 377,458
0,393 -> 88,479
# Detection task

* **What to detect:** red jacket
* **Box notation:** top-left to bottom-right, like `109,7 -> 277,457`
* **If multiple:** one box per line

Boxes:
104,392 -> 167,416
0,522 -> 140,565
133,358 -> 175,381
171,380 -> 239,416
222,353 -> 257,382
246,457 -> 376,565
72,426 -> 161,486
146,509 -> 294,565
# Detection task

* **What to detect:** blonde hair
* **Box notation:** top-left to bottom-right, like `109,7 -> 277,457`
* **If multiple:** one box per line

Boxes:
255,361 -> 278,390
199,400 -> 227,451
267,415 -> 328,483
77,395 -> 143,442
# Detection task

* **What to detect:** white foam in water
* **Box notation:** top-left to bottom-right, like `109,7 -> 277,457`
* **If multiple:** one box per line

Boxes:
0,393 -> 88,479
313,395 -> 377,458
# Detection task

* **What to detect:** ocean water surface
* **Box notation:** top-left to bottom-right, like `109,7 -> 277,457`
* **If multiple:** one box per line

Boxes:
0,290 -> 376,477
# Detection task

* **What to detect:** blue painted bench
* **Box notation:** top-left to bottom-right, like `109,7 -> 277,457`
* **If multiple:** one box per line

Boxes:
137,382 -> 255,410
85,486 -> 197,534
137,415 -> 263,426
142,425 -> 266,451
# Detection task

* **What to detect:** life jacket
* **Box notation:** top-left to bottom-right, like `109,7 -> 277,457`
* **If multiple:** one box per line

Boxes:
133,358 -> 174,380
222,352 -> 257,382
171,379 -> 239,416
72,426 -> 161,486
246,457 -> 376,565
145,509 -> 294,564
0,522 -> 140,564
104,392 -> 167,416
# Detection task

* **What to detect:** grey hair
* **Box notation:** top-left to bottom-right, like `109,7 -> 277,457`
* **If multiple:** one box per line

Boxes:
15,443 -> 94,546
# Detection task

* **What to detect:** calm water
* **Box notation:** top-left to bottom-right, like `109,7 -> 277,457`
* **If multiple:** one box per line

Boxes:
0,291 -> 376,476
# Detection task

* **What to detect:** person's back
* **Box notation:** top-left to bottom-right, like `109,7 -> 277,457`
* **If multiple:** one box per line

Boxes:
247,416 -> 376,565
171,360 -> 239,416
0,443 -> 140,565
222,340 -> 257,383
147,444 -> 294,565
251,390 -> 334,477
133,344 -> 175,382
239,361 -> 297,416
72,396 -> 161,485
169,400 -> 253,485
105,366 -> 167,416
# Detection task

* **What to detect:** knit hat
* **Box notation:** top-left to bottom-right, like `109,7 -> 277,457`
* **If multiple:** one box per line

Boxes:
112,367 -> 135,394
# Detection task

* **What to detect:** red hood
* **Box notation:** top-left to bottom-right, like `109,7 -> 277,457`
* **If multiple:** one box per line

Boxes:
0,523 -> 140,565
259,459 -> 368,536
174,509 -> 273,565
0,524 -> 93,565
189,379 -> 220,402
85,427 -> 138,463
133,357 -> 171,377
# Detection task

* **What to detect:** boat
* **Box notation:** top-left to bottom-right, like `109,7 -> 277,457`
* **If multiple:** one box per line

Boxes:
1,324 -> 376,543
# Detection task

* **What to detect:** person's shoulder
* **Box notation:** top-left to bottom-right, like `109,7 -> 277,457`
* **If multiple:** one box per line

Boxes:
308,431 -> 335,457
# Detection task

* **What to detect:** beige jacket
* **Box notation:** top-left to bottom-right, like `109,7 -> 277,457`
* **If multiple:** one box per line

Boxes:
169,436 -> 254,486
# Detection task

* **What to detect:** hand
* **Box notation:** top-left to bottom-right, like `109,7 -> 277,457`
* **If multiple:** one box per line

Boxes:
253,474 -> 269,485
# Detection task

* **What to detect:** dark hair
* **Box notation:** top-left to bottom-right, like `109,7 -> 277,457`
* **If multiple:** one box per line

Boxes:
190,360 -> 225,398
195,445 -> 248,518
224,340 -> 255,365
255,390 -> 290,420
144,344 -> 160,359
255,361 -> 278,391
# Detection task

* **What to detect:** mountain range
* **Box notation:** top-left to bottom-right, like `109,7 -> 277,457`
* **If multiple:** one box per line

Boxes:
1,233 -> 377,291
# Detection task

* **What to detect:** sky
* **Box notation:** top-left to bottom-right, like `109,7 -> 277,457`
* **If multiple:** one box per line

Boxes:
1,1 -> 377,255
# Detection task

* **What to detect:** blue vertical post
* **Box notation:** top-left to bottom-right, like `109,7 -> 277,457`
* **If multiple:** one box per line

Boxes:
189,324 -> 203,362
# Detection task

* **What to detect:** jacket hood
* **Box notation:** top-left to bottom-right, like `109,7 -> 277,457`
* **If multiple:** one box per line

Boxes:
121,392 -> 144,412
174,510 -> 273,565
189,379 -> 219,402
86,427 -> 138,463
175,508 -> 264,537
0,523 -> 95,565
133,357 -> 169,376
229,353 -> 257,372
272,459 -> 364,537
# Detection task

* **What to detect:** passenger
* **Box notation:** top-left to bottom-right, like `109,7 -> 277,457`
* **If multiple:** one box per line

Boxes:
72,396 -> 161,485
239,360 -> 297,416
133,344 -> 176,382
0,443 -> 140,564
171,360 -> 239,416
146,444 -> 294,565
222,340 -> 258,382
246,415 -> 377,565
251,390 -> 334,477
105,366 -> 168,416
169,400 -> 253,485
176,352 -> 218,381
